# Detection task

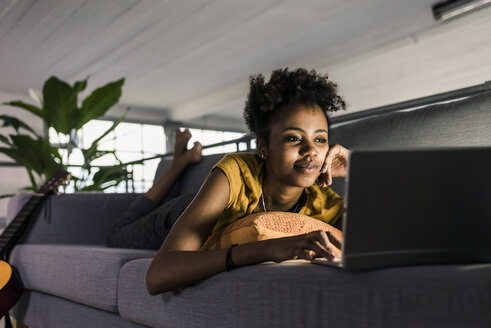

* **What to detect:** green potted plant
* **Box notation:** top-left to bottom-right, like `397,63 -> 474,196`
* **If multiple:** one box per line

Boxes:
0,76 -> 129,192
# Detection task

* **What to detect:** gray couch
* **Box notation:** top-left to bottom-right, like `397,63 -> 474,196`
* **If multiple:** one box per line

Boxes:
7,92 -> 491,328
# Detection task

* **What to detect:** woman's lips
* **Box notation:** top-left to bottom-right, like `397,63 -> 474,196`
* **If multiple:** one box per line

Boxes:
293,161 -> 319,174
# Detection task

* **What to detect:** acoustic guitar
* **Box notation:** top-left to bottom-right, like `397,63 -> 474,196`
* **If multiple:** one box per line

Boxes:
0,171 -> 70,321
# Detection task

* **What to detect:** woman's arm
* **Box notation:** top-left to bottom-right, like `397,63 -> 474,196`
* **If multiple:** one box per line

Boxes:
146,169 -> 340,295
146,168 -> 235,294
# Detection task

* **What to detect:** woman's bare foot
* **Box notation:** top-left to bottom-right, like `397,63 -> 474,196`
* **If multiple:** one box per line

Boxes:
173,128 -> 192,158
185,141 -> 202,164
172,129 -> 202,167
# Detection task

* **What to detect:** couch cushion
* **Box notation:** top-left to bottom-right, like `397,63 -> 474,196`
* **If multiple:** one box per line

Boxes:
7,193 -> 141,245
118,258 -> 491,328
13,290 -> 145,328
10,244 -> 156,312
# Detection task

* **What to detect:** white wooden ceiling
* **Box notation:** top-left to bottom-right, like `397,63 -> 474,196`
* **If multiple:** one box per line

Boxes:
1,0 -> 490,131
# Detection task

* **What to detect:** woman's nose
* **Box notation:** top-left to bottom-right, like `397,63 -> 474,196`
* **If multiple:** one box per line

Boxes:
300,140 -> 317,157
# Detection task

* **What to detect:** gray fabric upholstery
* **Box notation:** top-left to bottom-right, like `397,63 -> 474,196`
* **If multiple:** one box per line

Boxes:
178,153 -> 226,195
6,192 -> 141,245
13,290 -> 145,328
329,91 -> 491,150
10,244 -> 155,312
118,258 -> 491,328
154,153 -> 226,201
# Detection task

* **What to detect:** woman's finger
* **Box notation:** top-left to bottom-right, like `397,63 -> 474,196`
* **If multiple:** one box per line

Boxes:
324,144 -> 351,183
324,152 -> 334,185
326,231 -> 342,249
310,230 -> 342,259
302,238 -> 331,257
297,247 -> 334,261
298,250 -> 316,260
304,231 -> 340,258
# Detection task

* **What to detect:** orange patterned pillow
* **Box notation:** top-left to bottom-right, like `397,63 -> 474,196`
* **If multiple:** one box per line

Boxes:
201,211 -> 342,251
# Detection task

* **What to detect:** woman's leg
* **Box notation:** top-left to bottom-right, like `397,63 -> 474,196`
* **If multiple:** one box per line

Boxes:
145,129 -> 202,204
106,192 -> 196,249
106,129 -> 202,248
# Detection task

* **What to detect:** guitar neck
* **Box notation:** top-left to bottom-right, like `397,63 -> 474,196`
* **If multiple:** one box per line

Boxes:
0,194 -> 44,259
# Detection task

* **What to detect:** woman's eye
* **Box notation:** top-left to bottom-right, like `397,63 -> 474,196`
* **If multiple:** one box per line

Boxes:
315,138 -> 327,143
285,136 -> 300,142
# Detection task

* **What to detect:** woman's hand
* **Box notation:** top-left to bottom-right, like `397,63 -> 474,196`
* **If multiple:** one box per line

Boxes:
317,144 -> 350,187
265,230 -> 342,263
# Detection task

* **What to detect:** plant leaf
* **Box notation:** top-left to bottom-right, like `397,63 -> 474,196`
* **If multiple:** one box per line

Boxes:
43,76 -> 80,134
0,193 -> 15,199
0,147 -> 39,173
83,165 -> 127,191
2,101 -> 43,119
81,181 -> 119,192
78,78 -> 125,129
1,135 -> 64,178
73,76 -> 89,94
0,114 -> 38,136
0,134 -> 12,146
81,149 -> 117,168
91,110 -> 128,147
25,167 -> 37,190
81,110 -> 128,166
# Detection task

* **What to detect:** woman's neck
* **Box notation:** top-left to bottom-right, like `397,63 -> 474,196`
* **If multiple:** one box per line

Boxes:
261,169 -> 304,212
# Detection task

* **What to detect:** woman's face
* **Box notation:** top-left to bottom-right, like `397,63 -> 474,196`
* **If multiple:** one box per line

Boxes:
260,103 -> 329,188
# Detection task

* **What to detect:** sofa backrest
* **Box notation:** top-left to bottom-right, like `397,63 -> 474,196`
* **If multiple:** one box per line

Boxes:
7,192 -> 142,245
329,91 -> 491,150
154,91 -> 491,199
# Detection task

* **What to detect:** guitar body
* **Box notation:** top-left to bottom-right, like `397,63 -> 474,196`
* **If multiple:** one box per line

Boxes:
0,260 -> 23,318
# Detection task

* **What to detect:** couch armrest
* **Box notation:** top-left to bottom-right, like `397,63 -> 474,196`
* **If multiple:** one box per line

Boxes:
7,192 -> 141,245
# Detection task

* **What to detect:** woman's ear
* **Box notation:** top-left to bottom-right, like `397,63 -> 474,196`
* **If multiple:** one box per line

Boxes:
256,137 -> 268,160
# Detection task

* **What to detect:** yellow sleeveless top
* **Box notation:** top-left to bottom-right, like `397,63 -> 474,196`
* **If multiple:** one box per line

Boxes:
211,153 -> 344,233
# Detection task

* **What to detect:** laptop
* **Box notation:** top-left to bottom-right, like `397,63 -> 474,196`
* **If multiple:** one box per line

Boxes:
312,147 -> 491,271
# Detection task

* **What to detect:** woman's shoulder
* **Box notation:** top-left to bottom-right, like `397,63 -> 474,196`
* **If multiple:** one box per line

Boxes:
214,152 -> 263,175
219,152 -> 261,164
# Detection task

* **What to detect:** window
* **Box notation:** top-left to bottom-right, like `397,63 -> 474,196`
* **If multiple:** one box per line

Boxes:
186,128 -> 250,155
49,121 -> 253,193
49,120 -> 165,193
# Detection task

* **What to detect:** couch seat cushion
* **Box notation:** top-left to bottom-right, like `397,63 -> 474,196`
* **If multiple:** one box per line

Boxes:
118,259 -> 491,328
10,244 -> 156,312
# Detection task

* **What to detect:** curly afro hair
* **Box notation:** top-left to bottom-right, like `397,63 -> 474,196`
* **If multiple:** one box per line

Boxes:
243,68 -> 345,141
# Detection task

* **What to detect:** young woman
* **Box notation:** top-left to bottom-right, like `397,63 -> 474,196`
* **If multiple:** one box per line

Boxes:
146,68 -> 350,295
